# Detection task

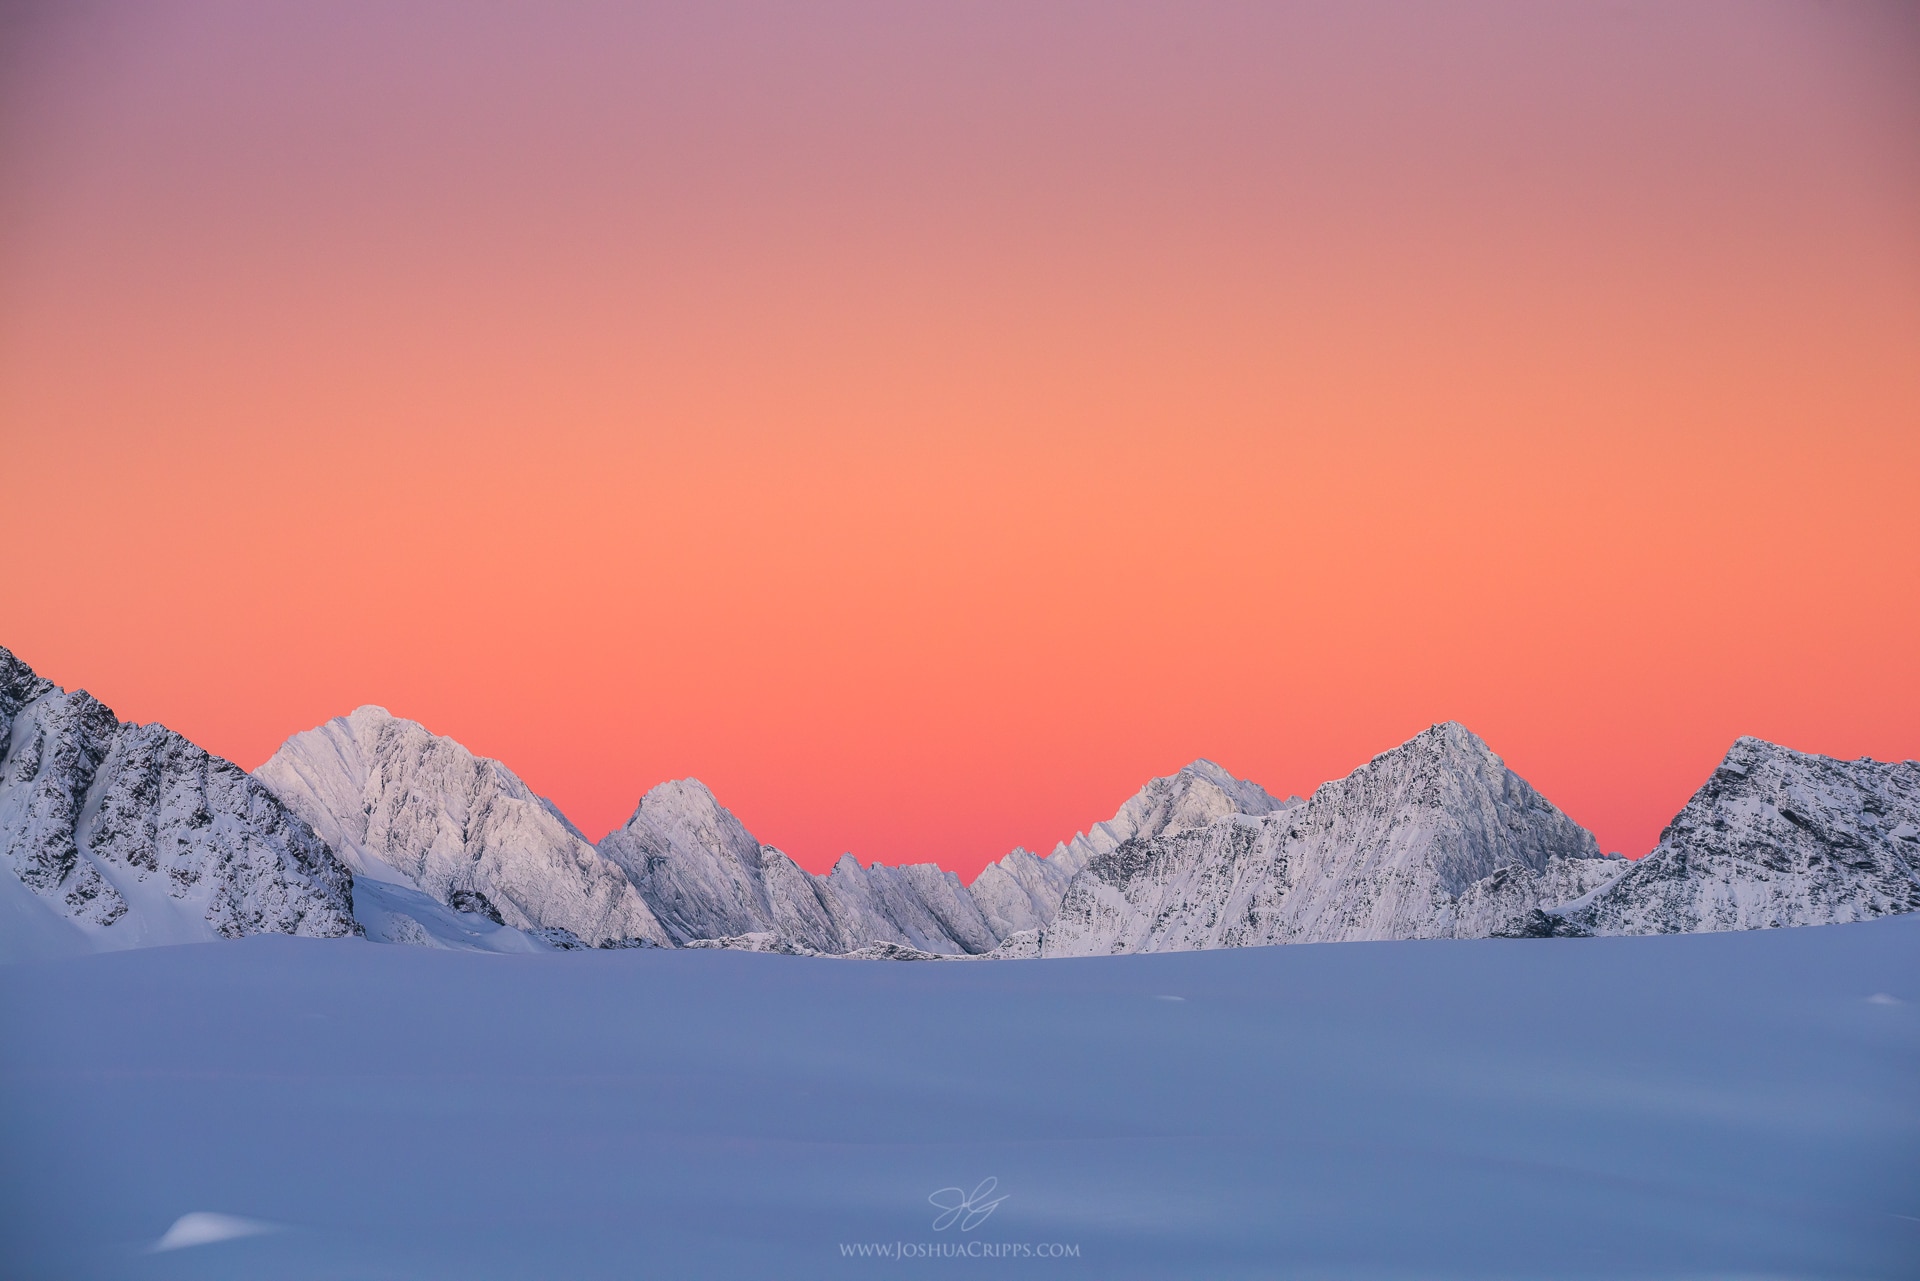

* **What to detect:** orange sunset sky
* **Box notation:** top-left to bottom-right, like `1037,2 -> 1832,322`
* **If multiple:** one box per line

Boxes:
2,1 -> 1916,879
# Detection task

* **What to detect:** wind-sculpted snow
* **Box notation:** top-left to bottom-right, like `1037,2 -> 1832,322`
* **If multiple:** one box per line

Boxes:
257,708 -> 667,948
1030,724 -> 1621,956
0,647 -> 356,956
1556,737 -> 1920,936
5,917 -> 1916,1278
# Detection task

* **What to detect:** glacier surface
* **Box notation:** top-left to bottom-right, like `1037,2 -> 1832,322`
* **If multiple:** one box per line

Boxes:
1,918 -> 1914,1279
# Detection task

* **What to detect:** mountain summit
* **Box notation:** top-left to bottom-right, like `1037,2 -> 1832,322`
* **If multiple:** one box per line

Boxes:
0,647 -> 357,958
1016,723 -> 1621,956
1554,736 -> 1920,935
597,778 -> 1001,955
257,706 -> 669,948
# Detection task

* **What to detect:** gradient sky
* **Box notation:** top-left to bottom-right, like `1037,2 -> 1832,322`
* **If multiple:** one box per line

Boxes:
2,1 -> 1916,878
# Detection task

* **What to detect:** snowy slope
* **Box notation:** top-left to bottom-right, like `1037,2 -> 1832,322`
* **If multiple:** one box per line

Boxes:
0,647 -> 356,959
1030,724 -> 1621,956
256,708 -> 667,948
2,917 -> 1914,1279
1557,736 -> 1920,935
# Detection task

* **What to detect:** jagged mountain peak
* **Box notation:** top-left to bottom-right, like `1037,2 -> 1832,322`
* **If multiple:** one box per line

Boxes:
630,776 -> 729,823
1131,758 -> 1290,828
1159,760 -> 1282,810
622,778 -> 764,872
1,645 -> 58,711
1,646 -> 358,957
257,710 -> 668,948
1027,722 -> 1609,956
967,758 -> 1293,943
1357,721 -> 1497,770
1047,757 -> 1290,869
1561,736 -> 1920,935
1317,722 -> 1567,822
598,777 -> 772,945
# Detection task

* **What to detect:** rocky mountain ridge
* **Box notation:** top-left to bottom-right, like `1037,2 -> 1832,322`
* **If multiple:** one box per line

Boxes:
598,779 -> 1002,955
0,647 -> 357,958
6,642 -> 1916,962
1549,736 -> 1920,936
1009,724 -> 1625,957
257,707 -> 669,948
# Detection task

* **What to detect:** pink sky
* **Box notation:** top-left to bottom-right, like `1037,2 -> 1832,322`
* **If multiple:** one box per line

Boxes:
2,1 -> 1917,877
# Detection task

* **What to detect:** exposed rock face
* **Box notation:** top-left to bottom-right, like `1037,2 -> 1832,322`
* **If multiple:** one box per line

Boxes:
257,707 -> 667,947
1032,724 -> 1622,956
1462,855 -> 1629,938
1558,738 -> 1920,935
0,647 -> 358,947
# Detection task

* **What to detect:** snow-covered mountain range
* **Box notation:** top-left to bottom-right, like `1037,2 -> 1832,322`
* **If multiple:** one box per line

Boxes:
257,707 -> 670,950
1003,723 -> 1626,957
1548,735 -> 1920,935
598,778 -> 1000,954
4,643 -> 1916,961
0,647 -> 357,959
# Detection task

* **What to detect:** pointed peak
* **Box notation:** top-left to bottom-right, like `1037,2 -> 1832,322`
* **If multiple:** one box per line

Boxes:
324,707 -> 486,763
0,645 -> 56,708
1177,757 -> 1231,776
1157,758 -> 1284,810
1080,757 -> 1288,851
1371,722 -> 1498,766
644,776 -> 718,803
623,777 -> 757,845
1424,720 -> 1488,746
628,776 -> 721,823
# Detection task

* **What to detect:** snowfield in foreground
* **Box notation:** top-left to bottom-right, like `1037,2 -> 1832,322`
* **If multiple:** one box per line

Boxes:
2,919 -> 1916,1280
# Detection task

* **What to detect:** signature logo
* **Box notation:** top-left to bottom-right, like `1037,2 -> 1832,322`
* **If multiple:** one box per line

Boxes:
928,1178 -> 1008,1232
